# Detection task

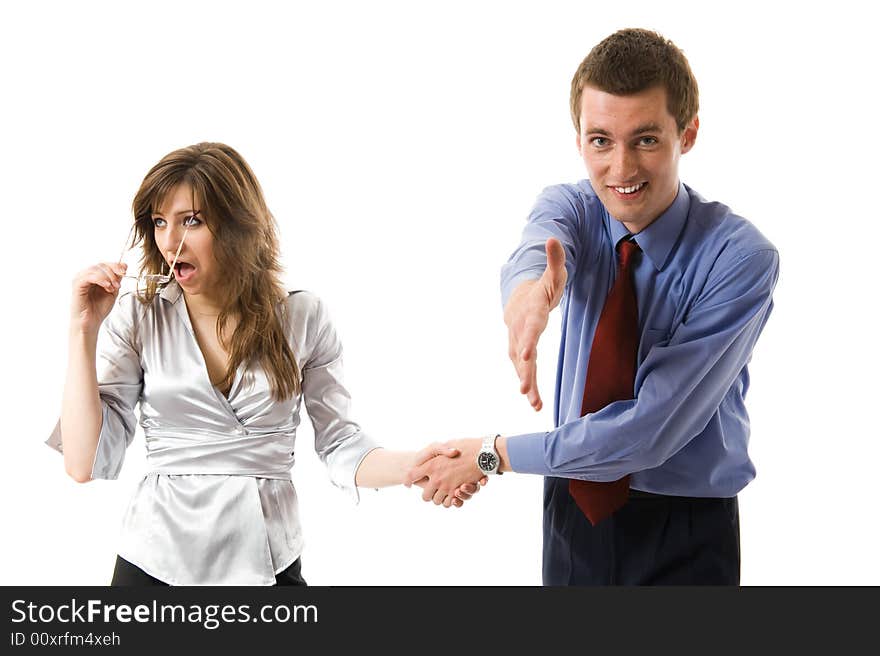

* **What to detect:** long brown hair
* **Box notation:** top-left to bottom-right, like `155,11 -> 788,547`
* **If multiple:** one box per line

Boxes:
130,142 -> 301,400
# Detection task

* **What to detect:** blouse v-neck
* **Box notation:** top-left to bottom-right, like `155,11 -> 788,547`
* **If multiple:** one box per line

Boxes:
178,292 -> 237,401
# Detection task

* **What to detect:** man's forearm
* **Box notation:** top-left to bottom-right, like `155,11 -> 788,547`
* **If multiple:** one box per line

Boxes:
495,436 -> 513,473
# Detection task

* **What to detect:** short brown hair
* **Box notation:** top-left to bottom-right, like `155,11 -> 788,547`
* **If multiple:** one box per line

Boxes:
570,28 -> 699,133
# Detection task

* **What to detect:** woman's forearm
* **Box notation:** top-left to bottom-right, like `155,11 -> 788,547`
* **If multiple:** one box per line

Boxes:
355,448 -> 414,488
60,327 -> 103,482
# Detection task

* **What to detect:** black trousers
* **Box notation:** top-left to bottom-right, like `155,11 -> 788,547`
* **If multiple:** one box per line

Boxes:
110,556 -> 308,586
542,477 -> 741,585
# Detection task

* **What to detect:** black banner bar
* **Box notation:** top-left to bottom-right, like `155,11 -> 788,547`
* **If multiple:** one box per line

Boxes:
1,586 -> 876,651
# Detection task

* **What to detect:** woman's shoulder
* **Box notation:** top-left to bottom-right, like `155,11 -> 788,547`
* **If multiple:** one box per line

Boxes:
281,289 -> 334,332
95,291 -> 152,354
283,289 -> 323,315
106,290 -> 150,329
280,290 -> 342,361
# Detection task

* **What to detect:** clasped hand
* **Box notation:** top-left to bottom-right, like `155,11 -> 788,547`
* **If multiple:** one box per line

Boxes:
406,439 -> 488,508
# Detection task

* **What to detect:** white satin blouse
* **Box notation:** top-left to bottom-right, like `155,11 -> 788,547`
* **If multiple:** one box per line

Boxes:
47,281 -> 380,585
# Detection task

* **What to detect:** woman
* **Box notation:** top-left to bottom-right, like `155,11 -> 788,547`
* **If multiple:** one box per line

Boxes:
47,142 -> 481,586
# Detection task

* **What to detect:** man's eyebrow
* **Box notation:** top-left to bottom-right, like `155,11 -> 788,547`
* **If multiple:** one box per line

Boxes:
584,123 -> 664,136
631,122 -> 662,135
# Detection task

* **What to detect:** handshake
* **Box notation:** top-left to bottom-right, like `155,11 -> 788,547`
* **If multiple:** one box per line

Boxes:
403,438 -> 501,509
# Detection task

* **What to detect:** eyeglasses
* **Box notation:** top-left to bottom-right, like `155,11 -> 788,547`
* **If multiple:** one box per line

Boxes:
117,213 -> 195,293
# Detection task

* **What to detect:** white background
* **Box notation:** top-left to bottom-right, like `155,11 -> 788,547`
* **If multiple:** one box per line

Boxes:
1,0 -> 877,585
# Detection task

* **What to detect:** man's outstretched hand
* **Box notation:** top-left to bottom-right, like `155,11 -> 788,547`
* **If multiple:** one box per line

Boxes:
503,238 -> 567,411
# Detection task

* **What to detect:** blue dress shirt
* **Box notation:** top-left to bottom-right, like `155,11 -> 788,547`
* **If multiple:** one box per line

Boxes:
501,181 -> 779,497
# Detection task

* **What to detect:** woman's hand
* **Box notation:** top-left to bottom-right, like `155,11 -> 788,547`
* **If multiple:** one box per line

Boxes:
70,262 -> 127,334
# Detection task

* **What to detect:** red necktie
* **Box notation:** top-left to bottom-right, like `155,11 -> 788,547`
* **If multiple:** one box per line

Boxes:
568,238 -> 640,525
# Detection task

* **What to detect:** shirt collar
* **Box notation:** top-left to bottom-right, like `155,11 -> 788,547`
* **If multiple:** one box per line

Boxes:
159,280 -> 295,309
606,181 -> 690,271
159,279 -> 184,304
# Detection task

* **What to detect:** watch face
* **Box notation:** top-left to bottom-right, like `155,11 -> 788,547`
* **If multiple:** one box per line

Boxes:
478,451 -> 498,472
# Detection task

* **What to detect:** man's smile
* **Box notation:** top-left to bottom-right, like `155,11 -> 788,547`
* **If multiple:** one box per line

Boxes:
608,181 -> 648,200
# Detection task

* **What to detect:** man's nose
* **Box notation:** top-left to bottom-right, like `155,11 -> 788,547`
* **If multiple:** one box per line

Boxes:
610,147 -> 639,181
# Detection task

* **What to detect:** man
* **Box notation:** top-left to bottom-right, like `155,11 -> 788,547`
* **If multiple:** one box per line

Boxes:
408,28 -> 779,585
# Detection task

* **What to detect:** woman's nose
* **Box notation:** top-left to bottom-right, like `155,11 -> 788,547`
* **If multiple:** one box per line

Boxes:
159,227 -> 187,261
159,239 -> 179,258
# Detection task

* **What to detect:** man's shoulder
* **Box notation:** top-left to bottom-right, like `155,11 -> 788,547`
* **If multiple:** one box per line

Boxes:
537,178 -> 596,201
684,185 -> 777,261
534,179 -> 605,219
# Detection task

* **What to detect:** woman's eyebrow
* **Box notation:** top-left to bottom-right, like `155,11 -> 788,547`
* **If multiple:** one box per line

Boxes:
151,210 -> 197,217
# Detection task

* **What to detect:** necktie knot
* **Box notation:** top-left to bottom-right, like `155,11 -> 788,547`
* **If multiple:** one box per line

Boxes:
617,238 -> 640,270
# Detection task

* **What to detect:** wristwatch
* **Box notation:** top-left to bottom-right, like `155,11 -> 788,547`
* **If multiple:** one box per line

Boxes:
477,434 -> 501,475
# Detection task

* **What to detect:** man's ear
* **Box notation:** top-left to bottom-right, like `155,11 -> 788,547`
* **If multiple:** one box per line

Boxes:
576,129 -> 582,153
680,115 -> 699,154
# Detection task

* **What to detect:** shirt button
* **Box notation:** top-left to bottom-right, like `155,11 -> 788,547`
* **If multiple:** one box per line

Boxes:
235,426 -> 246,435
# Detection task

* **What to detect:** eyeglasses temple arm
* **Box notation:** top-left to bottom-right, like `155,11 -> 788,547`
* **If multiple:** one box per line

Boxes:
118,222 -> 136,265
167,224 -> 190,272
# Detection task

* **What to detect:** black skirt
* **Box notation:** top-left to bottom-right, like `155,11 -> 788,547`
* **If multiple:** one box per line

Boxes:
110,555 -> 308,586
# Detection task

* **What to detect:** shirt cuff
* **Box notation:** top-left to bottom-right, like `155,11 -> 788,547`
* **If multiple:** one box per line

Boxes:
505,432 -> 553,476
46,418 -> 63,454
326,431 -> 383,505
45,404 -> 124,480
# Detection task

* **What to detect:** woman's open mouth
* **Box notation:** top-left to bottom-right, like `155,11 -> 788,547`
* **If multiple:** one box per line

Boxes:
173,261 -> 197,283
